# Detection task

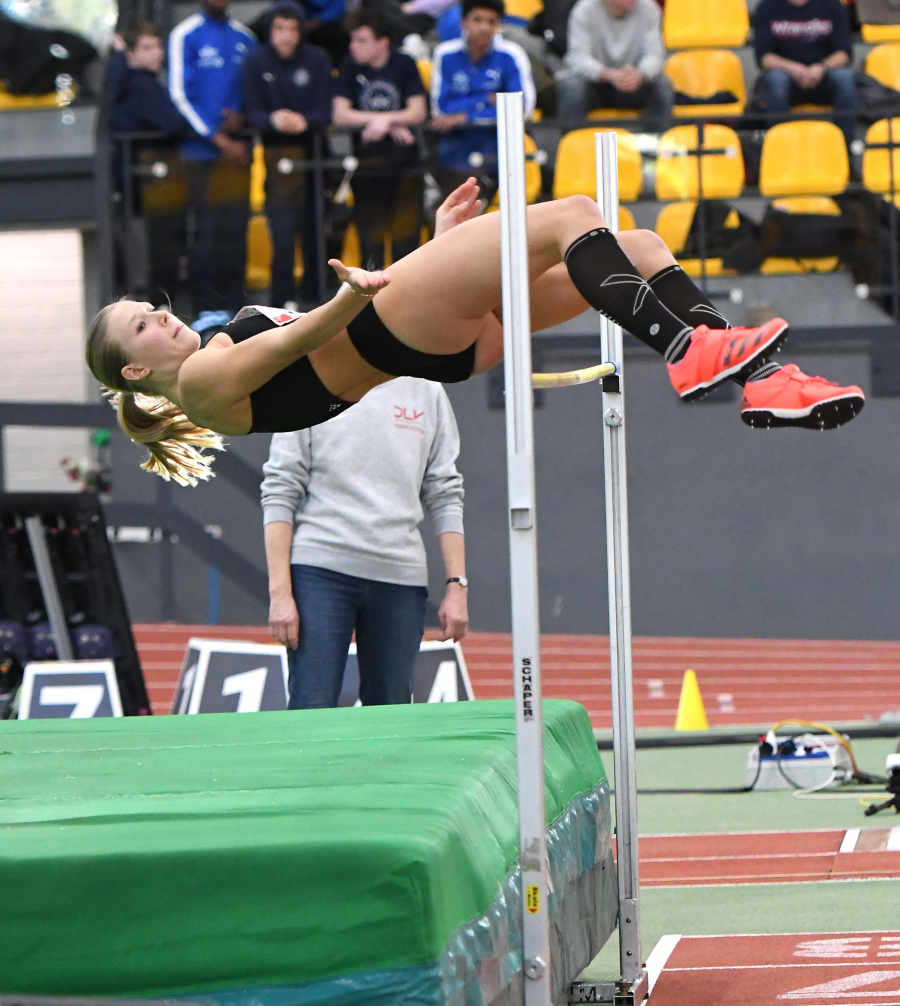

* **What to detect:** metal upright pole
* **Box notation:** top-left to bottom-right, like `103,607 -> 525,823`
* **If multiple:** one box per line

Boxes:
595,132 -> 644,995
25,517 -> 74,662
497,92 -> 552,1006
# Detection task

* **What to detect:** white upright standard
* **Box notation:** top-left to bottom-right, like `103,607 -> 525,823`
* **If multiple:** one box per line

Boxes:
496,95 -> 645,1006
593,131 -> 647,1004
497,91 -> 552,1006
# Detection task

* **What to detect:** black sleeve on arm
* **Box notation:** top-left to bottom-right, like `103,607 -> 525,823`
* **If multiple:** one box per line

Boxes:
242,50 -> 276,132
334,54 -> 355,100
140,76 -> 190,135
753,0 -> 774,65
829,0 -> 853,58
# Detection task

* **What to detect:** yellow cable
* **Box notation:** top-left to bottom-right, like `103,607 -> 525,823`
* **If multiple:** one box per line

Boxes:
770,719 -> 859,775
532,362 -> 616,388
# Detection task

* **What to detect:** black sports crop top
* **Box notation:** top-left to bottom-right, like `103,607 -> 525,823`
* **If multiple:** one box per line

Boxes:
200,306 -> 355,433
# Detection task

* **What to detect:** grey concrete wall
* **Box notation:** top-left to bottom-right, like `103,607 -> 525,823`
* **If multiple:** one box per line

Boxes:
428,343 -> 899,640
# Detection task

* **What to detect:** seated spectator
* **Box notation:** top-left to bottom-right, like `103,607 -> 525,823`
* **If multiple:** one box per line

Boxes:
558,0 -> 671,128
431,0 -> 535,202
356,0 -> 446,52
243,1 -> 332,308
109,21 -> 188,136
333,9 -> 427,269
755,0 -> 858,150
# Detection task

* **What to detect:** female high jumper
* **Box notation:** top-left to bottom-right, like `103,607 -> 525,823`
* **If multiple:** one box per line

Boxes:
86,179 -> 865,486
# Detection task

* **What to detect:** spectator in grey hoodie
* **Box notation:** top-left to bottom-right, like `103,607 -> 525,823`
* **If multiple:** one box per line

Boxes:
261,377 -> 468,708
558,0 -> 672,127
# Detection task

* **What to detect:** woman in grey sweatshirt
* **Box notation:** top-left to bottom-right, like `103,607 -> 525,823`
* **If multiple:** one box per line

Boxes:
260,377 -> 467,707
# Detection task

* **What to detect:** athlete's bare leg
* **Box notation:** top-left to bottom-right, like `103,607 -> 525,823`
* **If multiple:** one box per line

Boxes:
312,199 -> 678,392
470,229 -> 681,374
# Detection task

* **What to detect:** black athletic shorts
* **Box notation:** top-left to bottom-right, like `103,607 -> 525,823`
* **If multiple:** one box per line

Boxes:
346,301 -> 477,383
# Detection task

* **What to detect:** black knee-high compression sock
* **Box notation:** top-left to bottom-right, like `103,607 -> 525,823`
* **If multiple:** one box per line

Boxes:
648,264 -> 783,384
565,229 -> 693,360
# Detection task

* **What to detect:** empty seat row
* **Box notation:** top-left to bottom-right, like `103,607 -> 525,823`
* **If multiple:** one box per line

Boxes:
553,120 -> 853,205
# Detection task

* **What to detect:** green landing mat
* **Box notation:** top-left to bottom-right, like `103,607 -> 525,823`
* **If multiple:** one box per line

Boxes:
0,700 -> 607,997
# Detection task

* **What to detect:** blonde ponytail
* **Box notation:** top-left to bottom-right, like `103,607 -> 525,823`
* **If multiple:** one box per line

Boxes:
86,301 -> 224,488
109,391 -> 224,487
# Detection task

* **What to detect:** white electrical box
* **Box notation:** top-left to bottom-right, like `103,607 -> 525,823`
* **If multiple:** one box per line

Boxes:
746,733 -> 853,791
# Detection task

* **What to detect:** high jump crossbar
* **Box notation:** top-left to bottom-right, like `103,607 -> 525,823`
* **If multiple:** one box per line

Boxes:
497,93 -> 646,1006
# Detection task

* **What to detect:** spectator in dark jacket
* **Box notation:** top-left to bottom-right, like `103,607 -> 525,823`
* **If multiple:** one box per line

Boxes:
110,22 -> 188,135
333,8 -> 427,270
755,0 -> 858,149
108,22 -> 189,303
244,1 -> 333,307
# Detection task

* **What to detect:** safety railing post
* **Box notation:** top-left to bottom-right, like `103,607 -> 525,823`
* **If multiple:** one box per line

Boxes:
595,132 -> 643,989
497,92 -> 552,1006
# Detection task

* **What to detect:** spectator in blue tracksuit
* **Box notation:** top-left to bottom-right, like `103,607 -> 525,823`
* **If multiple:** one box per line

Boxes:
168,0 -> 257,315
755,0 -> 858,150
244,1 -> 333,308
430,0 -> 534,202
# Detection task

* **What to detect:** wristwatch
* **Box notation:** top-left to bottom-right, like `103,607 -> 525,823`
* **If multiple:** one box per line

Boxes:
446,576 -> 468,588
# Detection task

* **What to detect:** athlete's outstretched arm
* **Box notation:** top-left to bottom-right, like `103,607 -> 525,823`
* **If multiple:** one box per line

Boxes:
178,263 -> 389,419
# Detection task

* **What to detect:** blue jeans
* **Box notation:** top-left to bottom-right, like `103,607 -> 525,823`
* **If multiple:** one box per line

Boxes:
557,75 -> 673,129
287,564 -> 427,709
762,67 -> 859,150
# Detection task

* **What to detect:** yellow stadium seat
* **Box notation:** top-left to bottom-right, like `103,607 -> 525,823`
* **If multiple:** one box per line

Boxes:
553,128 -> 642,202
246,214 -> 273,288
654,201 -> 737,277
417,59 -> 431,91
760,196 -> 841,274
666,49 -> 746,118
865,43 -> 900,88
759,120 -> 848,197
505,0 -> 543,20
250,143 -> 266,214
246,213 -> 306,288
618,205 -> 636,231
655,124 -> 744,200
863,117 -> 900,194
487,134 -> 543,211
587,108 -> 641,120
0,79 -> 74,109
863,23 -> 900,41
663,0 -> 749,49
342,223 -> 363,269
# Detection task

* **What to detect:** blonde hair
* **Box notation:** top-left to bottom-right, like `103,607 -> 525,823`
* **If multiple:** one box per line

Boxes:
86,302 -> 224,487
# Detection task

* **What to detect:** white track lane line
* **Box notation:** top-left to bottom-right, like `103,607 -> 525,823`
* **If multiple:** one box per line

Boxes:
841,829 -> 862,853
888,829 -> 900,852
646,934 -> 682,992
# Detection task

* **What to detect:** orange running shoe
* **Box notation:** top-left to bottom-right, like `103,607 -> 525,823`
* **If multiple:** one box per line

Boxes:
667,319 -> 789,401
740,364 -> 865,429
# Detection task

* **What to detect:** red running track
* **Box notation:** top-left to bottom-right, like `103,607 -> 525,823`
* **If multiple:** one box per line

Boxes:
647,932 -> 900,1006
133,625 -> 900,727
636,829 -> 900,887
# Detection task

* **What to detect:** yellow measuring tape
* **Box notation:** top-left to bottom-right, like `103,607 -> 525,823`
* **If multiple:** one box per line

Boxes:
531,362 -> 616,389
